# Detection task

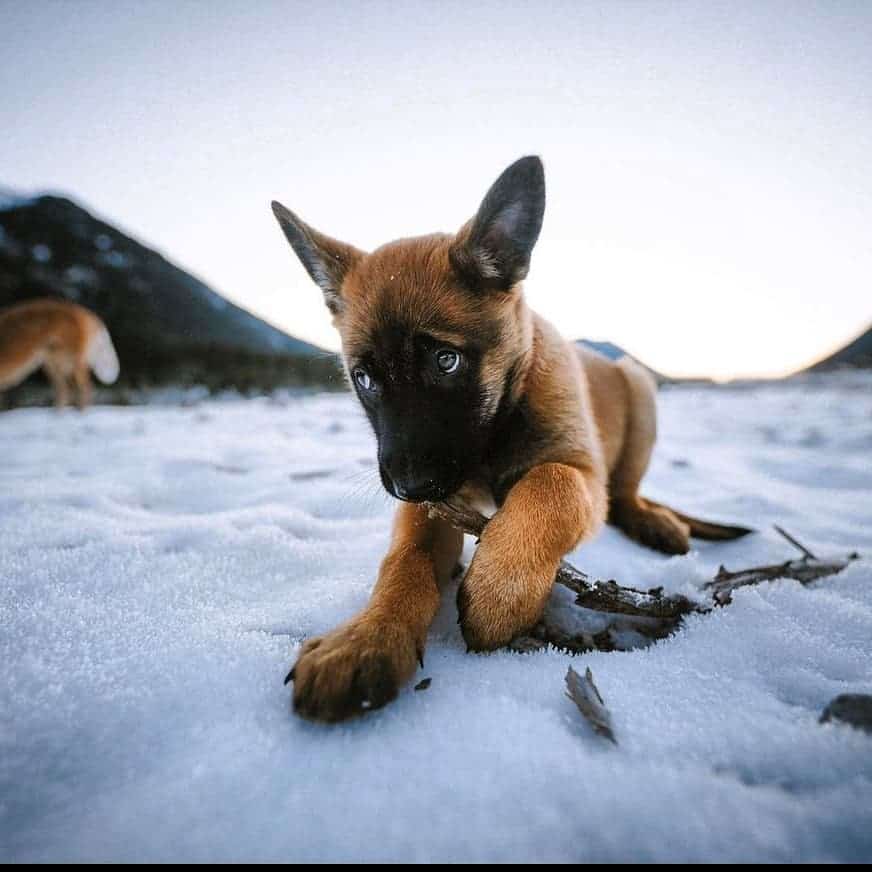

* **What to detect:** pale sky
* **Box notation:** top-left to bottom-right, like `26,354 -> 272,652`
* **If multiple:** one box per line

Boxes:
2,0 -> 870,379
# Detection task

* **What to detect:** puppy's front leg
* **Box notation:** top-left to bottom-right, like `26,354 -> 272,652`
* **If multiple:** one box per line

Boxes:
458,462 -> 606,651
290,503 -> 461,722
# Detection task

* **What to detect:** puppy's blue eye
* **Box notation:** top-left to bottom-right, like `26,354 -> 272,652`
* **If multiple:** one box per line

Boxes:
435,349 -> 461,374
353,368 -> 375,391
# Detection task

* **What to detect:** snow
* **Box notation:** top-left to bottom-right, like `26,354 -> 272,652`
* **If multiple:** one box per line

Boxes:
1,375 -> 871,862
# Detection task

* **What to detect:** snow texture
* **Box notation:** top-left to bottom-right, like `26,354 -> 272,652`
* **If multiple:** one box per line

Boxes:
1,375 -> 871,862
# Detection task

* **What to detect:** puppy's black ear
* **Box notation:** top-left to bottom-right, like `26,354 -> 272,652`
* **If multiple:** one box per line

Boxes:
450,156 -> 545,292
271,201 -> 364,315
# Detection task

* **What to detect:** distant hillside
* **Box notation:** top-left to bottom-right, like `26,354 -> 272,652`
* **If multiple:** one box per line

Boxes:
575,339 -> 671,384
805,323 -> 872,372
0,192 -> 340,393
576,339 -> 627,361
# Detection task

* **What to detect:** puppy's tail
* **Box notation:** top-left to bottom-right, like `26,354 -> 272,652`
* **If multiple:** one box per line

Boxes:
609,495 -> 753,555
644,498 -> 754,541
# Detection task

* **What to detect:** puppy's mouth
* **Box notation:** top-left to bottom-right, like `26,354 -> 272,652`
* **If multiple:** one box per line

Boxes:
378,466 -> 458,504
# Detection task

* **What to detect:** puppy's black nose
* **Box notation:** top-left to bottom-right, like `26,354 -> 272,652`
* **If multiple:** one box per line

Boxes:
393,476 -> 445,503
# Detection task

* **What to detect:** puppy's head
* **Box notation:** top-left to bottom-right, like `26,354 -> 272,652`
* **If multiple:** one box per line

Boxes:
272,156 -> 545,502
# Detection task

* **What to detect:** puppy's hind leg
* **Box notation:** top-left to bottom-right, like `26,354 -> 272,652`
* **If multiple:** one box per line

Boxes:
609,496 -> 691,556
607,359 -> 690,556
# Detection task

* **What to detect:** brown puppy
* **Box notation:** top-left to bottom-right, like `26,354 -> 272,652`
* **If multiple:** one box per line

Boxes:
0,298 -> 119,409
272,156 -> 748,723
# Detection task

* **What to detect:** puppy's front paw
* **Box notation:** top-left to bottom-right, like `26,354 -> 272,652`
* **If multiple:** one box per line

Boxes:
457,562 -> 552,652
287,618 -> 421,723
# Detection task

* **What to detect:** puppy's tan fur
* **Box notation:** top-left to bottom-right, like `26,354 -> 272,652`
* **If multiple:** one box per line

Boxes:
274,159 -> 746,722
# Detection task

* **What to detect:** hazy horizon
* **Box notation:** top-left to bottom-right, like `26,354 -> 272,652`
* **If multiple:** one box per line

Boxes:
2,0 -> 871,379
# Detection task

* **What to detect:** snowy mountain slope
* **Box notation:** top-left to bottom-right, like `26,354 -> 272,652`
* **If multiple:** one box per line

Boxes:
1,375 -> 870,862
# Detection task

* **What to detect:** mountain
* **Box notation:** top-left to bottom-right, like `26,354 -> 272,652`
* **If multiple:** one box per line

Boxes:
0,192 -> 339,392
805,323 -> 872,372
575,339 -> 671,384
576,339 -> 628,362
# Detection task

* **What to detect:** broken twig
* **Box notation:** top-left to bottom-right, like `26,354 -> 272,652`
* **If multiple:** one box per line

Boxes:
704,554 -> 857,605
428,500 -> 487,538
431,500 -> 701,652
773,524 -> 817,560
565,666 -> 616,744
429,501 -> 859,653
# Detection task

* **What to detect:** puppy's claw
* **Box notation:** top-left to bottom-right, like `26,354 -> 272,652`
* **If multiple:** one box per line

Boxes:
417,648 -> 425,669
289,621 -> 418,722
284,666 -> 296,685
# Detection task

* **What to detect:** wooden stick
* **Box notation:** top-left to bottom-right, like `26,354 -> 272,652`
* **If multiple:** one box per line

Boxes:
703,554 -> 857,605
429,501 -> 699,652
565,666 -> 617,744
773,524 -> 818,560
428,500 -> 859,651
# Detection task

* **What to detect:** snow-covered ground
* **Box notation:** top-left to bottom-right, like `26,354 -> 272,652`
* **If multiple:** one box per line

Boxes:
2,375 -> 871,862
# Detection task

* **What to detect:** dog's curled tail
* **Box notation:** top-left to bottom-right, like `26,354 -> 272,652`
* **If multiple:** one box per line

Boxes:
87,324 -> 120,385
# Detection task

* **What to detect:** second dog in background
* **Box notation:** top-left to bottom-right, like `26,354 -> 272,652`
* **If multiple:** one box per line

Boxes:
0,298 -> 119,409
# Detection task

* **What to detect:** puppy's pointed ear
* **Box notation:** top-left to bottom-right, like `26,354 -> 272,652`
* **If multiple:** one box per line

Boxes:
271,201 -> 364,314
450,156 -> 545,292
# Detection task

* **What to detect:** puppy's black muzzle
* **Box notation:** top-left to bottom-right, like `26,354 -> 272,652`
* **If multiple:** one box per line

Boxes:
379,463 -> 452,503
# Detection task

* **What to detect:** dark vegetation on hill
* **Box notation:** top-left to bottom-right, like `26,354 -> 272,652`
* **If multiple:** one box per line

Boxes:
0,194 -> 342,404
805,323 -> 872,372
